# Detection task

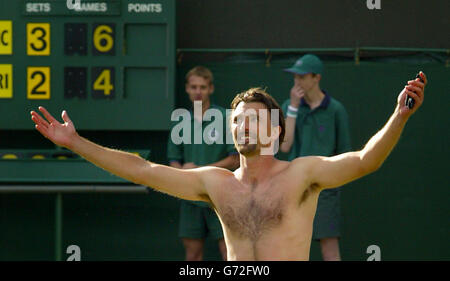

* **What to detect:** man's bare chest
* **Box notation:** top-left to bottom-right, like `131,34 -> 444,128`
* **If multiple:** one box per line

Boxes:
215,183 -> 288,241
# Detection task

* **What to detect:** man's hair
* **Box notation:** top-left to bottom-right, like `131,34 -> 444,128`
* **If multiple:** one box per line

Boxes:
185,66 -> 214,85
231,87 -> 285,143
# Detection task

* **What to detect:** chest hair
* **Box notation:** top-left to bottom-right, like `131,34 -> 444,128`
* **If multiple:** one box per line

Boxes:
221,190 -> 284,241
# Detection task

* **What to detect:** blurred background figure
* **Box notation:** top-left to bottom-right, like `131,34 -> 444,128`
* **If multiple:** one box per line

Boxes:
167,66 -> 239,260
281,54 -> 351,261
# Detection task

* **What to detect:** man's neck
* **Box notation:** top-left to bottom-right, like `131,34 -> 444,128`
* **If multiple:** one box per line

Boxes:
303,87 -> 325,110
238,154 -> 276,185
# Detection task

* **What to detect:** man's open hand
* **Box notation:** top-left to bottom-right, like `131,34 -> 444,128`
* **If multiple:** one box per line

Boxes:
397,71 -> 427,117
30,106 -> 78,148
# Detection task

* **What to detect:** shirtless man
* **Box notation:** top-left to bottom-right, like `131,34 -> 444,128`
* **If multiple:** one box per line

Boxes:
30,72 -> 427,260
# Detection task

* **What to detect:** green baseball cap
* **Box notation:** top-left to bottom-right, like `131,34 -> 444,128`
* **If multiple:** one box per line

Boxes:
284,54 -> 323,75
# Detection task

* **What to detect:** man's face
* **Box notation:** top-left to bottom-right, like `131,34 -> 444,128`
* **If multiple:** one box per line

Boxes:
185,75 -> 214,104
293,73 -> 320,93
231,102 -> 278,156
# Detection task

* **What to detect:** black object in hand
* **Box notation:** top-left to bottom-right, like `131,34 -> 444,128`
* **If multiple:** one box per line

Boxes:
405,73 -> 424,109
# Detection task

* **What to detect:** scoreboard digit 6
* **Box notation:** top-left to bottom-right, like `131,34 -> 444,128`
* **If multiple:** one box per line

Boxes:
0,0 -> 175,130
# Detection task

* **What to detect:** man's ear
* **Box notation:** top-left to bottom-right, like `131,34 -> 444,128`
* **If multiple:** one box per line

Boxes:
316,74 -> 322,83
209,83 -> 215,95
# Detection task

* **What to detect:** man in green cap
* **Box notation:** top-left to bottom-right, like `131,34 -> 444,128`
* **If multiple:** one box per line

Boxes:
281,54 -> 351,260
167,66 -> 239,261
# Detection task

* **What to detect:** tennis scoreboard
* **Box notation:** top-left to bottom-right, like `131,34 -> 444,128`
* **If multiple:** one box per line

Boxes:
0,0 -> 175,130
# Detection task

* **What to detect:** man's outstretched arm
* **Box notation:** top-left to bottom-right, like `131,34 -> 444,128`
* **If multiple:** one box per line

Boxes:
296,72 -> 427,190
30,107 -> 211,202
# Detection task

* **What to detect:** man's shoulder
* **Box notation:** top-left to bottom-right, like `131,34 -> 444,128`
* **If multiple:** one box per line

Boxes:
200,166 -> 236,186
210,104 -> 227,112
277,157 -> 324,196
288,156 -> 324,172
327,96 -> 347,112
209,104 -> 230,121
199,165 -> 234,176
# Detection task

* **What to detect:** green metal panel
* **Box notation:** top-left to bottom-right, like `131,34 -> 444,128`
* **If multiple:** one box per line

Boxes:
0,193 -> 55,260
0,191 -> 224,261
0,149 -> 150,183
0,0 -> 176,130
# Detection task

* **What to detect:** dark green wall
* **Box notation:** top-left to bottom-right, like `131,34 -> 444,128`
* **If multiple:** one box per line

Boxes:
0,192 -> 223,261
176,0 -> 449,49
